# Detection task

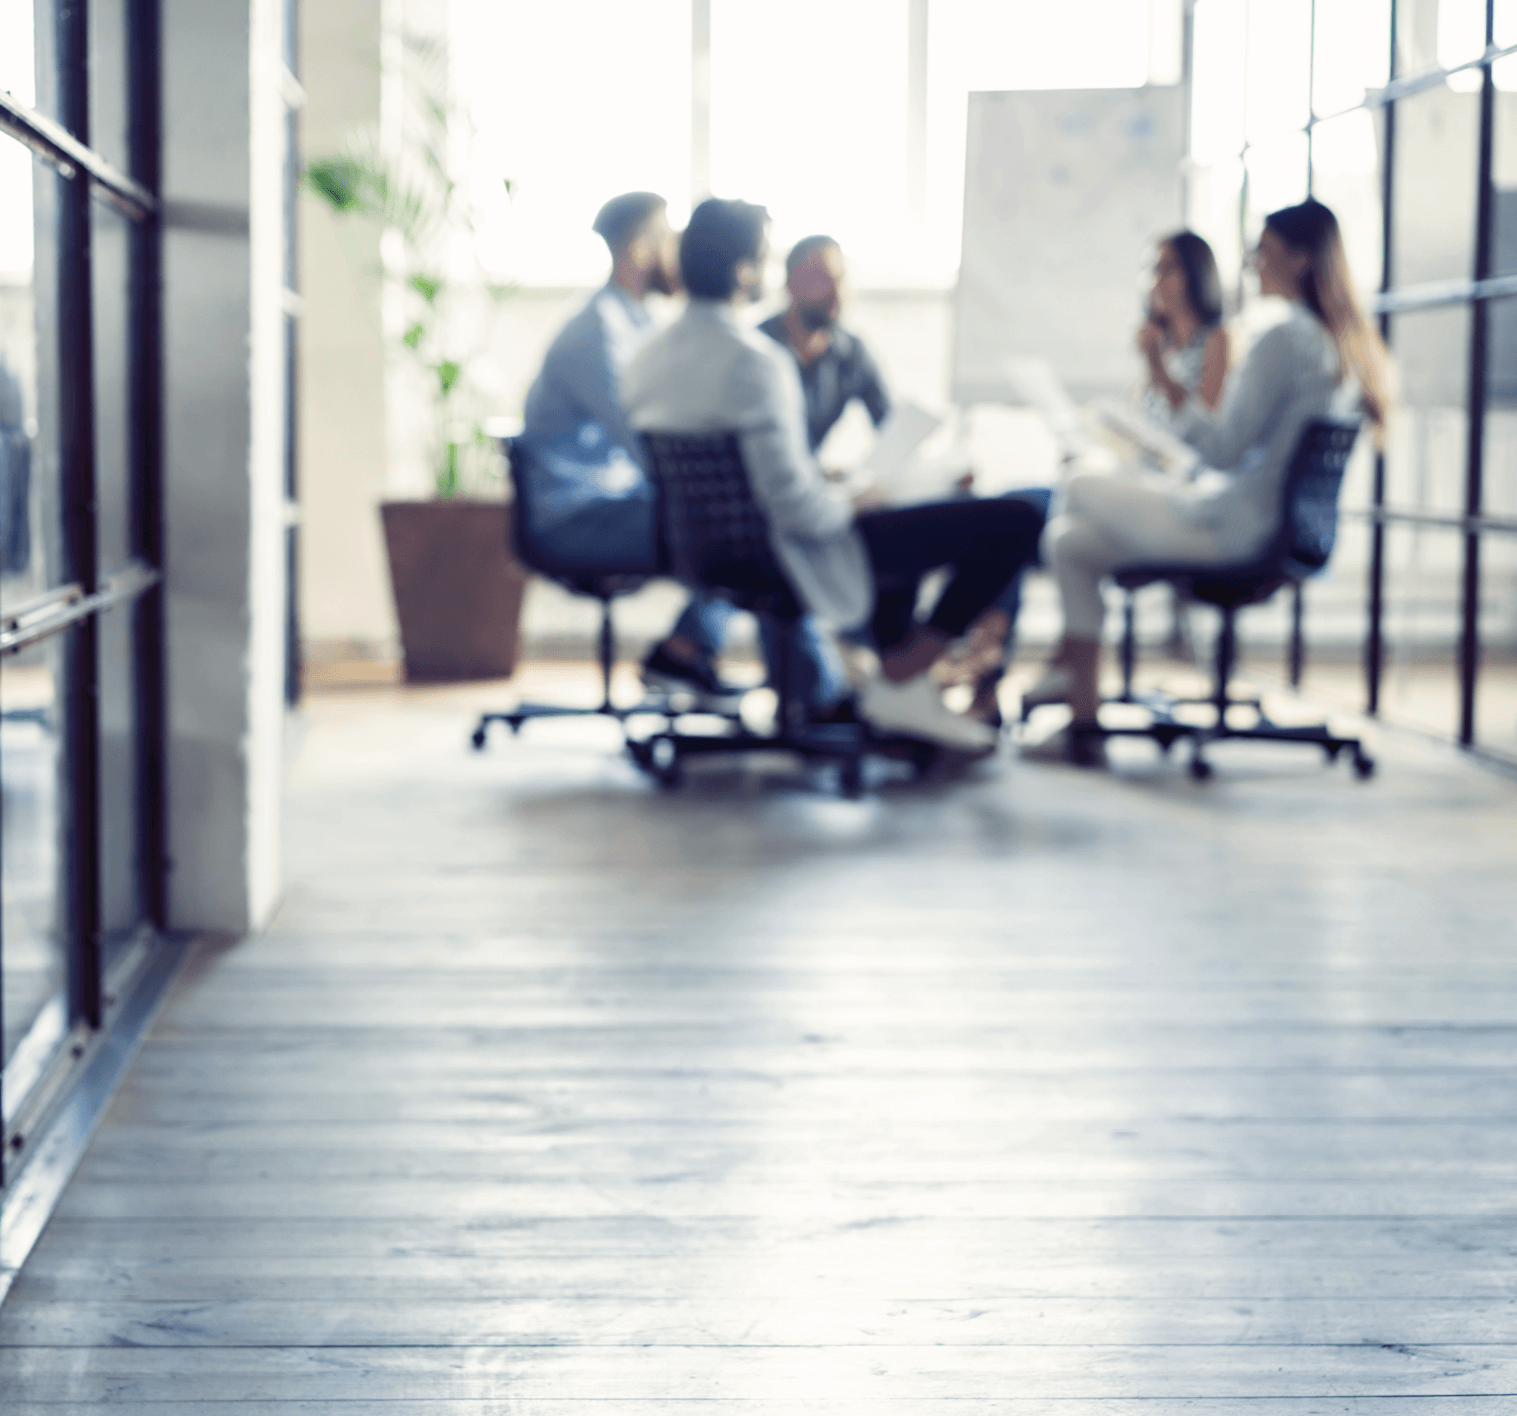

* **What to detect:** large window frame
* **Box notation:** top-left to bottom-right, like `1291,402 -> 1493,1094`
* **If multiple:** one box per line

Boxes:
1192,0 -> 1517,764
0,0 -> 167,1190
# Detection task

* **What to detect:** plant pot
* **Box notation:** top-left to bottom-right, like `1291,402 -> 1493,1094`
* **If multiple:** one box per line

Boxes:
380,499 -> 528,681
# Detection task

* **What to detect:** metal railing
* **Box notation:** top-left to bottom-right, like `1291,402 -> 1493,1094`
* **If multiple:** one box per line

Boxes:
0,563 -> 164,656
0,91 -> 157,220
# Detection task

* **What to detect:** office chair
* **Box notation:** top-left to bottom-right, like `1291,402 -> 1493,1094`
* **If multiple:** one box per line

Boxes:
470,436 -> 699,749
1054,417 -> 1374,780
635,430 -> 936,796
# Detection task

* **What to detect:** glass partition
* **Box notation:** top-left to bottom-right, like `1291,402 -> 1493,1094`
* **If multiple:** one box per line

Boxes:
1189,0 -> 1517,763
2,0 -> 168,1186
1,634 -> 63,1073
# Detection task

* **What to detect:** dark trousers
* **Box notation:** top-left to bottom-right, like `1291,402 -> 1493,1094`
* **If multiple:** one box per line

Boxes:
856,497 -> 1044,651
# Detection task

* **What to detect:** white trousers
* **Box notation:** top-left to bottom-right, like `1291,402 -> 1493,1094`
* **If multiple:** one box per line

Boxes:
1042,472 -> 1224,639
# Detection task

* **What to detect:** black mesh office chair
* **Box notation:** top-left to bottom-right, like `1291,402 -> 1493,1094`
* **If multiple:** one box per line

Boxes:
1078,417 -> 1374,779
634,430 -> 935,796
470,436 -> 694,749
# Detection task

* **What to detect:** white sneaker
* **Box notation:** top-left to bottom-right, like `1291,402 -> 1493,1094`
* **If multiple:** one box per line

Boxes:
859,673 -> 997,752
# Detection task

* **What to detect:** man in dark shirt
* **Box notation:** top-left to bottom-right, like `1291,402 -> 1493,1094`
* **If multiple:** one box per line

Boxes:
759,236 -> 890,452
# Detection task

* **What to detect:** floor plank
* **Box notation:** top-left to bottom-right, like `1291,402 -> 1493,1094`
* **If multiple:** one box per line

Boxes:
2,678 -> 1515,1407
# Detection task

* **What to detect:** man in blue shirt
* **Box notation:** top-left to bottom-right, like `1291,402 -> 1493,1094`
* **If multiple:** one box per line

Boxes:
521,192 -> 844,710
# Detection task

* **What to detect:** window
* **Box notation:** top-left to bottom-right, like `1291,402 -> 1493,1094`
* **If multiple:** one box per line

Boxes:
458,0 -> 1183,289
1,0 -> 171,1187
1187,0 -> 1517,762
456,0 -> 693,286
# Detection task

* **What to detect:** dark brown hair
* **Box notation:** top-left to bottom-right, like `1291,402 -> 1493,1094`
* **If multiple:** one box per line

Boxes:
1161,230 -> 1223,328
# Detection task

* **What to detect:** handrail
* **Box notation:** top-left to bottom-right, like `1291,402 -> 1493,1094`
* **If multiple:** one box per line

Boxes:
0,91 -> 157,221
1372,273 -> 1517,315
1,582 -> 84,630
1344,505 -> 1517,537
1302,42 -> 1517,129
0,562 -> 162,656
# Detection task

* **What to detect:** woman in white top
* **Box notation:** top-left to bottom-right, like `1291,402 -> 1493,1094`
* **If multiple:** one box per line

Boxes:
1138,230 -> 1229,424
1029,198 -> 1392,766
962,231 -> 1232,726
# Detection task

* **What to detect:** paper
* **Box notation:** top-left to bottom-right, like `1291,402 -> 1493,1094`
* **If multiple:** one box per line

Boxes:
855,401 -> 944,492
1001,357 -> 1102,463
1088,397 -> 1199,477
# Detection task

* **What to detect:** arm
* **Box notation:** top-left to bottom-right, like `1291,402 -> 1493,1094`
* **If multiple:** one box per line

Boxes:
1172,323 -> 1296,471
855,340 -> 892,428
735,348 -> 854,540
1198,326 -> 1228,410
552,305 -> 642,456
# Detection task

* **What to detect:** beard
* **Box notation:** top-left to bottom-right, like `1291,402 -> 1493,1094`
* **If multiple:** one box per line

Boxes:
797,303 -> 836,332
646,261 -> 680,297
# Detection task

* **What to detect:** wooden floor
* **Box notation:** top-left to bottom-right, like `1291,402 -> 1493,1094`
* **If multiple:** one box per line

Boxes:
2,671 -> 1516,1411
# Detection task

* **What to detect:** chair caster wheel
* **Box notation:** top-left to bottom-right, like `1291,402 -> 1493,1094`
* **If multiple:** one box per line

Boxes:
1353,752 -> 1376,780
645,736 -> 682,790
839,757 -> 864,799
1188,756 -> 1212,781
470,728 -> 487,750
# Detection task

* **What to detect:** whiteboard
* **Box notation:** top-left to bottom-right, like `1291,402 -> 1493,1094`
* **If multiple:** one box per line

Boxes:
951,87 -> 1185,405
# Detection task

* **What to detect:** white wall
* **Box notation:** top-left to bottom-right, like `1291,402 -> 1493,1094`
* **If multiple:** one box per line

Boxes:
298,0 -> 397,661
161,0 -> 287,932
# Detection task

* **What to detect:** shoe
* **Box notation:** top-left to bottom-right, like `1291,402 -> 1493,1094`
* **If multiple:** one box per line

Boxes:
1020,664 -> 1074,712
641,643 -> 744,701
1020,720 -> 1107,768
858,673 -> 997,752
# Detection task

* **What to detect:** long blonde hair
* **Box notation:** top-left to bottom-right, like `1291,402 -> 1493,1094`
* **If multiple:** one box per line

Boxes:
1265,199 -> 1394,435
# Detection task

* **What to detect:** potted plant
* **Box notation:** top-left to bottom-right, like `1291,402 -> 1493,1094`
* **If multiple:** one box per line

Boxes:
304,33 -> 526,681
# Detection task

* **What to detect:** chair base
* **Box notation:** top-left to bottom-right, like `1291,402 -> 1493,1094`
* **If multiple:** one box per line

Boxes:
626,719 -> 939,799
470,695 -> 697,749
1020,646 -> 1375,782
1097,692 -> 1375,781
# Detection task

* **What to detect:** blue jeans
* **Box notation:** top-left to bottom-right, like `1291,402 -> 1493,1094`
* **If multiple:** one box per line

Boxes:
670,597 -> 847,711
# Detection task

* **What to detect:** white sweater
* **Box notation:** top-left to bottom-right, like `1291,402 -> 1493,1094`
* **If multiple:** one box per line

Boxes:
1172,302 -> 1352,560
623,300 -> 872,628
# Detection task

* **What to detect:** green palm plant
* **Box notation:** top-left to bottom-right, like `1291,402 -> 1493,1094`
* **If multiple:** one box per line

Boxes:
304,33 -> 513,496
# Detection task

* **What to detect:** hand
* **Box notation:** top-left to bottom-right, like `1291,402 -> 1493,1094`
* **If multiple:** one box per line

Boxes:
1136,320 -> 1167,366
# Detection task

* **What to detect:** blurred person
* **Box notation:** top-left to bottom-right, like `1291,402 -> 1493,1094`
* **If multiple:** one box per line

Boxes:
970,230 -> 1232,725
1029,198 -> 1390,766
1136,230 -> 1229,424
758,235 -> 890,452
520,192 -> 841,707
623,197 -> 1043,752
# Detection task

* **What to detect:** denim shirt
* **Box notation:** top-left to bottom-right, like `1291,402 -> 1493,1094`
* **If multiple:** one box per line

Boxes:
522,283 -> 654,463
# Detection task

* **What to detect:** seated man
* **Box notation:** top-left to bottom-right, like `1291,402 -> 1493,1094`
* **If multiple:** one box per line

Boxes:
521,191 -> 843,711
622,198 -> 1043,752
759,235 -> 890,452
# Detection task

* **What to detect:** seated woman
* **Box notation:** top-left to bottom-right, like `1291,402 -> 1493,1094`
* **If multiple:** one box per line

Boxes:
1137,229 -> 1229,425
624,197 -> 1043,753
961,229 -> 1231,725
1027,197 -> 1391,765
